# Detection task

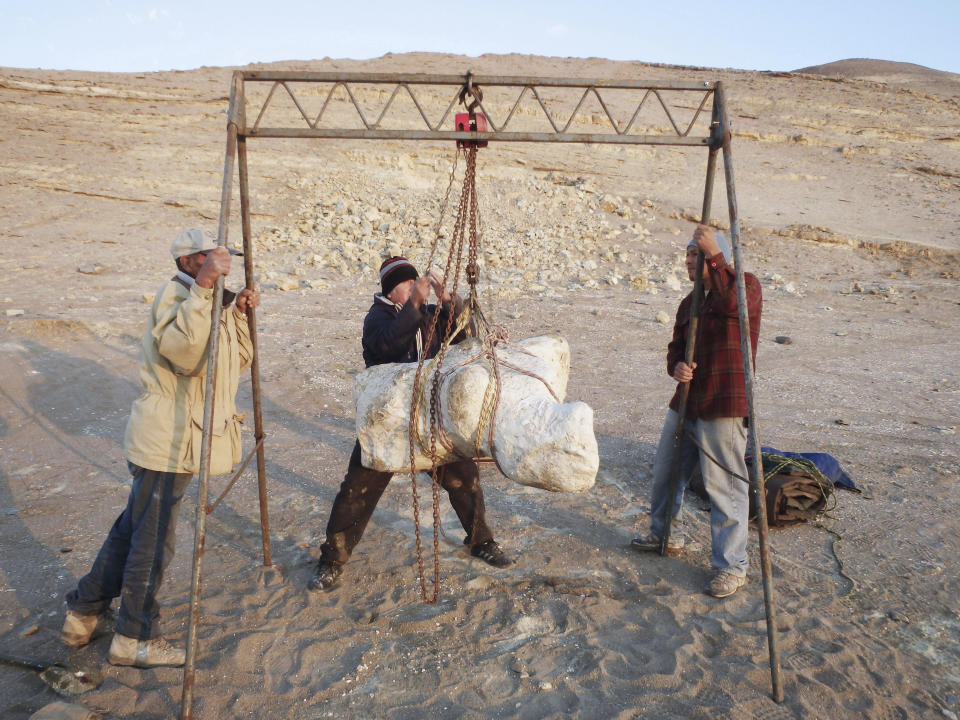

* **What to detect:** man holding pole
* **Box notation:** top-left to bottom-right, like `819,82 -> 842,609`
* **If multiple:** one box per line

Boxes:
61,229 -> 259,666
632,224 -> 762,598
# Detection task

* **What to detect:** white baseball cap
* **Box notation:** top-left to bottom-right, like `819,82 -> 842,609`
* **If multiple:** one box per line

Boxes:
170,228 -> 243,260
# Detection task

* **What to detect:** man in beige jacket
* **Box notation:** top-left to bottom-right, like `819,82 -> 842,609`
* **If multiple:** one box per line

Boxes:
61,229 -> 259,667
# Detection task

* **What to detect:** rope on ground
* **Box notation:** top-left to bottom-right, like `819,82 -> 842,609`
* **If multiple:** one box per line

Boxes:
814,520 -> 859,598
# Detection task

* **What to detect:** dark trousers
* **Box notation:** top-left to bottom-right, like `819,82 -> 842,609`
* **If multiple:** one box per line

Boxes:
67,462 -> 192,640
320,440 -> 494,566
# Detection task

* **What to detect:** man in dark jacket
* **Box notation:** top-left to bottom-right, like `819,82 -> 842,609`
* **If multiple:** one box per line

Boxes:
631,225 -> 762,599
309,257 -> 512,591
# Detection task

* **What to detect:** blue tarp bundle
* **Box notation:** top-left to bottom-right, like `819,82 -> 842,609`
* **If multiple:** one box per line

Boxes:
760,446 -> 858,492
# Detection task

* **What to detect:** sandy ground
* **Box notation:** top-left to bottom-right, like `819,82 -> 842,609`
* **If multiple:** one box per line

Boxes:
1,54 -> 959,719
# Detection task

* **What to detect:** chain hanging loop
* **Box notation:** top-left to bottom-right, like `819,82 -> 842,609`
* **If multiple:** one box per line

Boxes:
407,76 -> 499,602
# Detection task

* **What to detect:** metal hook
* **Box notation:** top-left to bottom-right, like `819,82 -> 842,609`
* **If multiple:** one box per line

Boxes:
459,70 -> 483,114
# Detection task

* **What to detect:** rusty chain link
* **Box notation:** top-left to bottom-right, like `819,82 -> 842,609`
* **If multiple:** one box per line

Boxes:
408,142 -> 477,603
406,79 -> 537,604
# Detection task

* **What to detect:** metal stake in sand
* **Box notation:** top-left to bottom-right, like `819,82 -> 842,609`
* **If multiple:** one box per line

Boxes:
715,82 -> 784,702
237,123 -> 272,568
180,74 -> 240,720
180,73 -> 273,720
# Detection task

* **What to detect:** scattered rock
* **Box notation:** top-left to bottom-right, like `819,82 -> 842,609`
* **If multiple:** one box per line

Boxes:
888,610 -> 910,623
28,701 -> 99,720
6,309 -> 25,317
655,311 -> 671,325
248,168 -> 674,299
765,273 -> 802,296
466,575 -> 494,591
275,277 -> 300,292
509,657 -> 527,676
774,336 -> 792,344
77,264 -> 105,275
629,274 -> 650,291
663,275 -> 683,291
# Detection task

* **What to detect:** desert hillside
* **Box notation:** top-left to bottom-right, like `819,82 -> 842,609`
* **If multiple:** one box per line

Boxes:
796,57 -> 960,90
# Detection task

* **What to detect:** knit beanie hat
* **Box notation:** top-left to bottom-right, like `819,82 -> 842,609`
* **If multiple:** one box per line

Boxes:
688,231 -> 732,263
379,256 -> 419,296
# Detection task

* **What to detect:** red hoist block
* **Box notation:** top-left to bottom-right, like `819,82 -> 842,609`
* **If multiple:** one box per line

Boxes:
455,112 -> 488,148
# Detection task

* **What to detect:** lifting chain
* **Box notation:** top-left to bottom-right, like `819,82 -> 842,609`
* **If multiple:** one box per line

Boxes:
406,75 -> 549,604
405,140 -> 559,603
408,135 -> 486,603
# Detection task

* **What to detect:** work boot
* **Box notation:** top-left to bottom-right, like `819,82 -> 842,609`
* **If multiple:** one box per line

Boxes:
307,560 -> 342,592
470,540 -> 513,568
630,531 -> 685,555
108,633 -> 185,667
61,609 -> 112,649
705,570 -> 747,599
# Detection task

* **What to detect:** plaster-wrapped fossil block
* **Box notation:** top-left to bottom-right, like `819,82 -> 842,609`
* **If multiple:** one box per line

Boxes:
354,334 -> 598,492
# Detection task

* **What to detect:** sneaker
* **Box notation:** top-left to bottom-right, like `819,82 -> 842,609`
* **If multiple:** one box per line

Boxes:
108,633 -> 185,667
307,560 -> 342,592
471,540 -> 513,568
706,570 -> 747,598
61,609 -> 112,649
631,532 -> 685,555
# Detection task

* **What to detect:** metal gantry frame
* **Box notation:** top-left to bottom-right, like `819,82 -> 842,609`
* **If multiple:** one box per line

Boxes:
180,70 -> 783,718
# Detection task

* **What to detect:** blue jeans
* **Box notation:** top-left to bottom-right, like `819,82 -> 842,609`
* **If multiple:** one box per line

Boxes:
648,410 -> 749,576
67,462 -> 192,640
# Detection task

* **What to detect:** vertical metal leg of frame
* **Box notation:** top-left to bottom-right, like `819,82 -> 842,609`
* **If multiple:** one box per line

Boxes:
237,135 -> 272,567
715,82 -> 784,703
180,120 -> 239,720
659,140 -> 719,553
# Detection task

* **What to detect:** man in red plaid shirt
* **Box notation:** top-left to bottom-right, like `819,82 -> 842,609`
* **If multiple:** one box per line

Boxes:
632,224 -> 762,598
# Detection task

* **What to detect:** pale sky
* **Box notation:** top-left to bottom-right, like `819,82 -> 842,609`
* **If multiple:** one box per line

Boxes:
4,0 -> 959,75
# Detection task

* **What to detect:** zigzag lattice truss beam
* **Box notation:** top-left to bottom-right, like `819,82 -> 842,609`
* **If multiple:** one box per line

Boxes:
237,72 -> 717,146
